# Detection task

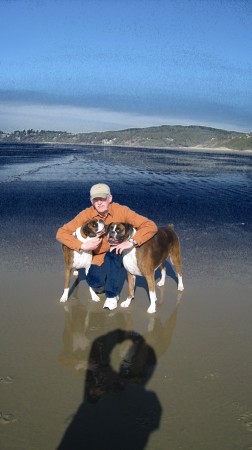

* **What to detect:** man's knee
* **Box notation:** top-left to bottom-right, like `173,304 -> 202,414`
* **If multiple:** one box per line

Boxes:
86,264 -> 106,289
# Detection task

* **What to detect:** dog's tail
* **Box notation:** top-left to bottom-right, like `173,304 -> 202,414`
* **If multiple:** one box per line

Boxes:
168,223 -> 174,230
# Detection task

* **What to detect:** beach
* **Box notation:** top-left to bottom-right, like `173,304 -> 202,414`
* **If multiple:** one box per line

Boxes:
0,143 -> 252,450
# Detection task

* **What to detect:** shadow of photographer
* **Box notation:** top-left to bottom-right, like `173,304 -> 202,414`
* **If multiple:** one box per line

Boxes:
57,329 -> 162,450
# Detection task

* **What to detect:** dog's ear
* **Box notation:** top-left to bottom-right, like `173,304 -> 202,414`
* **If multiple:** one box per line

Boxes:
123,223 -> 134,239
105,223 -> 113,235
82,222 -> 96,237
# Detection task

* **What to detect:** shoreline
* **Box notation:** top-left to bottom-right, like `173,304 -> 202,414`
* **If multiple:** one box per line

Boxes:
1,140 -> 251,154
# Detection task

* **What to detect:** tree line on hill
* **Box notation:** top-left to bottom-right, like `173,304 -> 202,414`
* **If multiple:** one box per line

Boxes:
0,125 -> 251,150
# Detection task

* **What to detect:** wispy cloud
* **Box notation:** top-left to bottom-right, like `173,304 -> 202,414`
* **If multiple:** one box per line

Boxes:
0,101 -> 250,133
0,101 -> 194,133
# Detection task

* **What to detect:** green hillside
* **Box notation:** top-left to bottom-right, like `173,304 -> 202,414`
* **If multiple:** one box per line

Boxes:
1,125 -> 252,150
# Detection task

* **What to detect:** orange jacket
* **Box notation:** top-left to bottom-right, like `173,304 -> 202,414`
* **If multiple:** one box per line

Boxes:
56,202 -> 157,265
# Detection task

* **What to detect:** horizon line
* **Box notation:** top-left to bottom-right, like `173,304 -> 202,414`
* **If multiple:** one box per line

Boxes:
1,124 -> 251,135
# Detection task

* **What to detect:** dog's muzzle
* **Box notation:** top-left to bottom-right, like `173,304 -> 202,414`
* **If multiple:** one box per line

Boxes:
96,228 -> 106,237
107,236 -> 120,246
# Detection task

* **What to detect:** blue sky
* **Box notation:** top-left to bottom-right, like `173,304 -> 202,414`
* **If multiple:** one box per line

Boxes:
0,0 -> 251,133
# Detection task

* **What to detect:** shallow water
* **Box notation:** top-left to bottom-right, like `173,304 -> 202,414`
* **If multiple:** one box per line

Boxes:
0,144 -> 252,450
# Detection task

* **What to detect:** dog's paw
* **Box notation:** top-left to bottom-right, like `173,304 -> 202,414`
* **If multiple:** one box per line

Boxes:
73,270 -> 79,277
147,304 -> 156,314
90,294 -> 101,302
120,298 -> 132,308
157,279 -> 165,287
60,288 -> 69,302
177,276 -> 184,291
89,288 -> 101,302
178,282 -> 184,291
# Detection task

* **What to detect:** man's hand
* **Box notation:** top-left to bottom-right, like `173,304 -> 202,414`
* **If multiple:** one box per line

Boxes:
110,240 -> 134,254
80,237 -> 102,252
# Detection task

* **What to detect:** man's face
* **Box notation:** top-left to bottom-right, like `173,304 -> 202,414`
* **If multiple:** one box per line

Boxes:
92,195 -> 112,215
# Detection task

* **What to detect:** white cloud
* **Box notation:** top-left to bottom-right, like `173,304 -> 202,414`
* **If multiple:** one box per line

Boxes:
0,101 -> 180,132
0,101 -> 249,133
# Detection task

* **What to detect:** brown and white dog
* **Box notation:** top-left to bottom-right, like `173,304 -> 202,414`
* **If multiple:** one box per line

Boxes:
107,223 -> 184,313
60,219 -> 105,303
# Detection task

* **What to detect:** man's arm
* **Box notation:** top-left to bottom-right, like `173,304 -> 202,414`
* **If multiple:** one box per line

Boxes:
123,207 -> 158,246
56,209 -> 100,252
111,205 -> 158,254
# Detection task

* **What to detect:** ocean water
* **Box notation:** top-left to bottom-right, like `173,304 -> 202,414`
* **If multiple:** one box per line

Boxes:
1,143 -> 251,226
0,143 -> 252,450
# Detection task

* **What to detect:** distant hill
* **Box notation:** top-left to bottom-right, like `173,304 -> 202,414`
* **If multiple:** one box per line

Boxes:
0,125 -> 252,150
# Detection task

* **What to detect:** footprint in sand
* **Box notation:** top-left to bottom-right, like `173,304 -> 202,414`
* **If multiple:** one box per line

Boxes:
0,413 -> 17,425
0,376 -> 14,384
238,411 -> 252,432
0,376 -> 16,424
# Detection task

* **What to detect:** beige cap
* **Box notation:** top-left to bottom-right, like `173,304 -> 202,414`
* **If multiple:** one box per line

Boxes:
90,183 -> 111,200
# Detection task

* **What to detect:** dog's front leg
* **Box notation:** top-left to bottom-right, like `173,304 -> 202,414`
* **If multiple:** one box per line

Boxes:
177,274 -> 184,291
120,273 -> 136,308
89,286 -> 101,302
145,274 -> 157,314
60,268 -> 71,302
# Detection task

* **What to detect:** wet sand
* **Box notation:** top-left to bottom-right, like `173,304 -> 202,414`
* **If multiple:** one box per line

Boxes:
0,144 -> 252,450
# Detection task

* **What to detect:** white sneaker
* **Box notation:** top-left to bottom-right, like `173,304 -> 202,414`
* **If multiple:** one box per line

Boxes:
103,296 -> 119,311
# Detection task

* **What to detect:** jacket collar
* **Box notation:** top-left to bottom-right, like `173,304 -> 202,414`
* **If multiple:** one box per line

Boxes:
91,202 -> 114,219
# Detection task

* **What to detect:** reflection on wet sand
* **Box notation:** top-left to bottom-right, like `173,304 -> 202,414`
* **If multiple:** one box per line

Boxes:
57,329 -> 161,450
57,281 -> 182,449
144,292 -> 182,358
58,299 -> 129,376
58,278 -> 182,377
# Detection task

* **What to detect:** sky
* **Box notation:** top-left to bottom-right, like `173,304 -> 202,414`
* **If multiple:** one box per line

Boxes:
0,0 -> 252,133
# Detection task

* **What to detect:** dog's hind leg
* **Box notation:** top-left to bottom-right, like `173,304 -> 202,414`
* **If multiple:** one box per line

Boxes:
170,247 -> 184,292
121,273 -> 136,308
145,274 -> 157,314
157,263 -> 166,286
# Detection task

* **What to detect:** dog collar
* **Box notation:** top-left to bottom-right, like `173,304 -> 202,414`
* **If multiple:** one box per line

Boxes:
121,245 -> 135,258
74,227 -> 88,243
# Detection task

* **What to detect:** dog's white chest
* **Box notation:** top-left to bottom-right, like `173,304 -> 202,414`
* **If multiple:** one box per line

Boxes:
72,251 -> 92,269
123,248 -> 142,276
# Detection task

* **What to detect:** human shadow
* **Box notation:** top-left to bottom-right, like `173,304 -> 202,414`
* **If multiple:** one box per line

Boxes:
57,329 -> 162,450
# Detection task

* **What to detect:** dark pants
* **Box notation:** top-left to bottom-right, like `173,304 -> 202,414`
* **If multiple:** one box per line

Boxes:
86,251 -> 126,298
